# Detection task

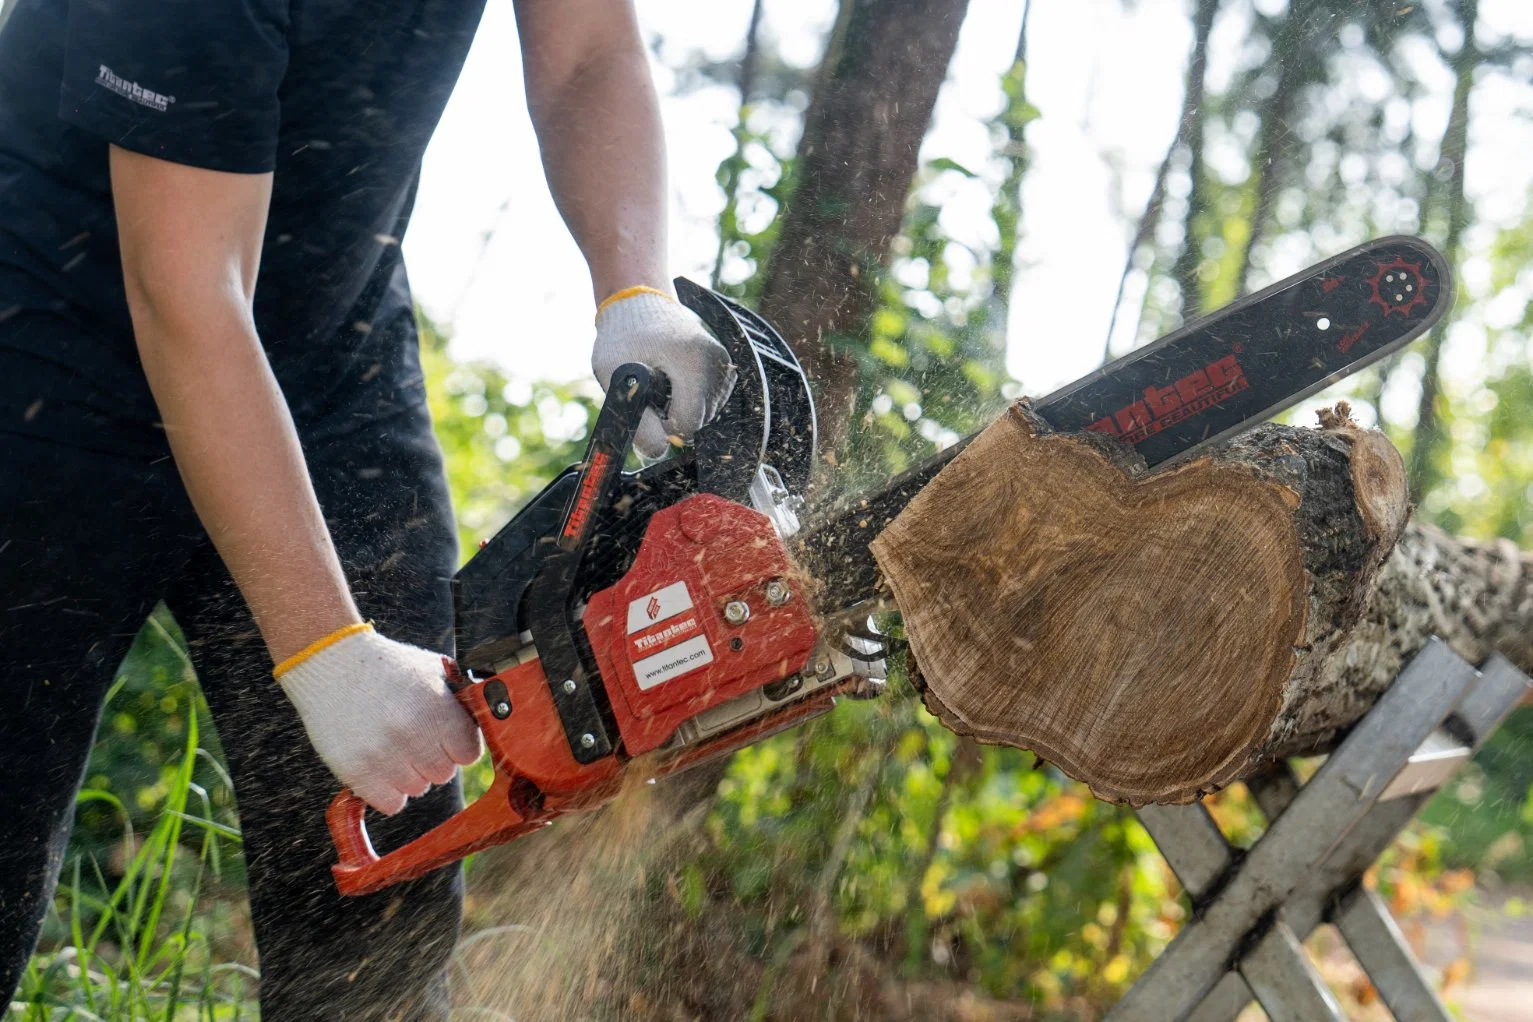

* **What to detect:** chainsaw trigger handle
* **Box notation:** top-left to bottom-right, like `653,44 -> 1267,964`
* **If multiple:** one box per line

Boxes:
442,654 -> 470,693
327,789 -> 376,873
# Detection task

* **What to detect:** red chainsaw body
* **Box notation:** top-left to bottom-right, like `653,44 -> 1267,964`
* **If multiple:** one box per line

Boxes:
586,493 -> 819,756
329,492 -> 825,895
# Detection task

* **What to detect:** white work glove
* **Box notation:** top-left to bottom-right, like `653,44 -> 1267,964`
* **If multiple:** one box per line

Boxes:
275,623 -> 483,815
591,286 -> 737,459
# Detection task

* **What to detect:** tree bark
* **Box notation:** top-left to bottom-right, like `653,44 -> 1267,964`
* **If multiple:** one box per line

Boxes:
869,401 -> 1531,804
758,0 -> 970,453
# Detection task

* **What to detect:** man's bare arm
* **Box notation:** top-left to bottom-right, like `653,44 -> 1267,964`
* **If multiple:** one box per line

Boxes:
516,0 -> 668,301
110,145 -> 360,663
513,0 -> 735,460
111,146 -> 480,813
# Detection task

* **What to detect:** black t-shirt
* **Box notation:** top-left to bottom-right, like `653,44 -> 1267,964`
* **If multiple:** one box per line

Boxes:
0,0 -> 487,427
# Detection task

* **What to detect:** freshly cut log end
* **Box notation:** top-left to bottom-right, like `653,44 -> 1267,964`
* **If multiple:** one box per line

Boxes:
1319,400 -> 1409,548
871,401 -> 1409,805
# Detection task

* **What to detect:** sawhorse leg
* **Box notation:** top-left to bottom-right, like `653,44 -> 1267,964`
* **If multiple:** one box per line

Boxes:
1111,643 -> 1528,1022
1189,654 -> 1528,1021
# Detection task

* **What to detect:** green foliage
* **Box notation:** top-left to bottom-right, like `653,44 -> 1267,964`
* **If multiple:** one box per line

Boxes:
711,119 -> 799,305
1405,201 -> 1533,546
419,313 -> 598,559
696,671 -> 1258,1008
1419,709 -> 1533,884
990,54 -> 1040,316
66,612 -> 241,885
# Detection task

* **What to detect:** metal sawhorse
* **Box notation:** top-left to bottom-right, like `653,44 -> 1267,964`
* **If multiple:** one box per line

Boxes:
1109,639 -> 1530,1021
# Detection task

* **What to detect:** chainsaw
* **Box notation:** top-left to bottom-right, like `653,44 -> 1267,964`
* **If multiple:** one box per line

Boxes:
328,235 -> 1451,896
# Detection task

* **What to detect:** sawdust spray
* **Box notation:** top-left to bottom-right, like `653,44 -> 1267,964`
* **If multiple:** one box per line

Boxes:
450,759 -> 691,1019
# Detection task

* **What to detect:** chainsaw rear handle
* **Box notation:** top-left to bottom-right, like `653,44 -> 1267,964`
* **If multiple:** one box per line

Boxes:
327,776 -> 541,896
326,658 -> 560,906
325,659 -> 537,894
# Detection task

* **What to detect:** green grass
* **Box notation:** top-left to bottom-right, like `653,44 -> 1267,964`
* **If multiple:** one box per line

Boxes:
10,806 -> 258,1020
7,622 -> 258,1022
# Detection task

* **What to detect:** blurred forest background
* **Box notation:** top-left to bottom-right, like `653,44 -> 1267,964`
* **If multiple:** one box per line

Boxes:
13,0 -> 1533,1018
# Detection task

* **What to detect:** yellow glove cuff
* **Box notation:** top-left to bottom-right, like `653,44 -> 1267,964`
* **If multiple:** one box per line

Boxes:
273,621 -> 374,679
595,285 -> 673,319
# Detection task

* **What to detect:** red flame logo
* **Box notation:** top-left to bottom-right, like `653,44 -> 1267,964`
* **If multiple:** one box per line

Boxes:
1367,257 -> 1428,318
646,596 -> 662,620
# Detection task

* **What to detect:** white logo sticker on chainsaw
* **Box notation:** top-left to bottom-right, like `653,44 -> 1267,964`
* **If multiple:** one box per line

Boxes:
633,634 -> 714,690
632,615 -> 700,657
627,581 -> 693,634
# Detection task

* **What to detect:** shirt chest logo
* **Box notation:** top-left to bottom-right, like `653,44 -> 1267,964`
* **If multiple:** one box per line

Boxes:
95,66 -> 176,113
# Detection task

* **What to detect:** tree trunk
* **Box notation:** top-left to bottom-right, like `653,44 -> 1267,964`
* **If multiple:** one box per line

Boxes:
1234,0 -> 1315,294
710,0 -> 766,289
1166,0 -> 1221,318
870,401 -> 1532,805
758,0 -> 970,453
1407,0 -> 1479,496
1104,0 -> 1220,359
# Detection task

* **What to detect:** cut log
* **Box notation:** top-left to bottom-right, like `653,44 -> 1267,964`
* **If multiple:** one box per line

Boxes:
870,401 -> 1530,804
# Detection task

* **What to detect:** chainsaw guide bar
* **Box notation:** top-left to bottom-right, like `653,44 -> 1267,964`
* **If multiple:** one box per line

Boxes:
795,235 -> 1451,616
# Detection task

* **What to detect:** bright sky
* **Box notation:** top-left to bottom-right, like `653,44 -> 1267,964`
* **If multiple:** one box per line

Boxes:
404,0 -> 1533,410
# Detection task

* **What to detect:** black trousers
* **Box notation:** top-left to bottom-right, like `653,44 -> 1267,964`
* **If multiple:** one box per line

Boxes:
0,310 -> 464,1020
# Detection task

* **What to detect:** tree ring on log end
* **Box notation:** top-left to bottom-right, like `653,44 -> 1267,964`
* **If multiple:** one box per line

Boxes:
870,404 -> 1308,804
1341,426 -> 1409,546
